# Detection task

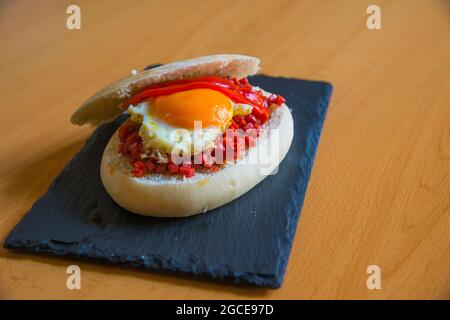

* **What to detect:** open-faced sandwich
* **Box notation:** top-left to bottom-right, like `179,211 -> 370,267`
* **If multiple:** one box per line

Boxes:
71,54 -> 293,217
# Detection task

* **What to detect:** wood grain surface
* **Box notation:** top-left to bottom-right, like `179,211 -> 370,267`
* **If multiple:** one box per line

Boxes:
0,0 -> 449,299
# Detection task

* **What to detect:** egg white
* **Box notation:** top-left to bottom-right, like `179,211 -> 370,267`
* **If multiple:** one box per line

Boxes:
127,100 -> 252,156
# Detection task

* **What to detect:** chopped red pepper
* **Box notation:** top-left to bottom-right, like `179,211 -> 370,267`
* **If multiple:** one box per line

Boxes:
125,132 -> 141,145
167,163 -> 179,174
154,163 -> 167,174
251,105 -> 270,123
274,95 -> 286,106
144,159 -> 155,172
131,161 -> 146,177
229,120 -> 239,129
179,165 -> 195,178
118,121 -> 138,142
129,142 -> 144,160
244,114 -> 257,124
243,122 -> 254,131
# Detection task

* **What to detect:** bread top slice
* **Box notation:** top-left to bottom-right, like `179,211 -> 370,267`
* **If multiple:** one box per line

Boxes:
71,54 -> 260,126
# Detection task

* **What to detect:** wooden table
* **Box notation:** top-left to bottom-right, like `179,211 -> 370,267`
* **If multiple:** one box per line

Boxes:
0,0 -> 449,300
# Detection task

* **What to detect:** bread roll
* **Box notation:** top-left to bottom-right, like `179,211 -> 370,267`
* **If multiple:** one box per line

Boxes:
100,104 -> 293,217
71,54 -> 294,217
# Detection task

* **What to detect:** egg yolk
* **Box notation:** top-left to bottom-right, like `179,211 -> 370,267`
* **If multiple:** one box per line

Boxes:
152,89 -> 233,129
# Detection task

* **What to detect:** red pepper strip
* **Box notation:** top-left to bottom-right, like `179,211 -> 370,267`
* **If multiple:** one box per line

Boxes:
123,77 -> 272,123
130,76 -> 239,94
126,81 -> 260,109
124,76 -> 254,107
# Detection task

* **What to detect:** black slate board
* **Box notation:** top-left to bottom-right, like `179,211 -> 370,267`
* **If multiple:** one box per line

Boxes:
4,75 -> 332,288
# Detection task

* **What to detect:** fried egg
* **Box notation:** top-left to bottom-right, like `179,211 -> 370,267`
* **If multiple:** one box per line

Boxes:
127,88 -> 252,155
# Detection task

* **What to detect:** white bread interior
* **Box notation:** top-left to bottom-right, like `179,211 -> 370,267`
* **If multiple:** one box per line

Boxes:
71,54 -> 260,126
100,104 -> 294,217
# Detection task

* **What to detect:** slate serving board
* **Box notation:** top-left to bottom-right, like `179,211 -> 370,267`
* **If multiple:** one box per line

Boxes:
4,75 -> 332,288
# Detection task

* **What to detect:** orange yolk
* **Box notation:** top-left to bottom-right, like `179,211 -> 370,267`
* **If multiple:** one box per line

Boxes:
152,89 -> 233,129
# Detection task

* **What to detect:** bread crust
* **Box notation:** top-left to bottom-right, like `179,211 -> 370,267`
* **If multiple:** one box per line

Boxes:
100,104 -> 294,217
71,54 -> 260,126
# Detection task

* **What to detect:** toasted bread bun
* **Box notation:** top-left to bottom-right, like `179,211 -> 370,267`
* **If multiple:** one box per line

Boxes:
71,54 -> 260,126
73,54 -> 293,217
100,103 -> 293,217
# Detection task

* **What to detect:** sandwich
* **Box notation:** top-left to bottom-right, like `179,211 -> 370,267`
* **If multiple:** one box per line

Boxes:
71,54 -> 294,217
